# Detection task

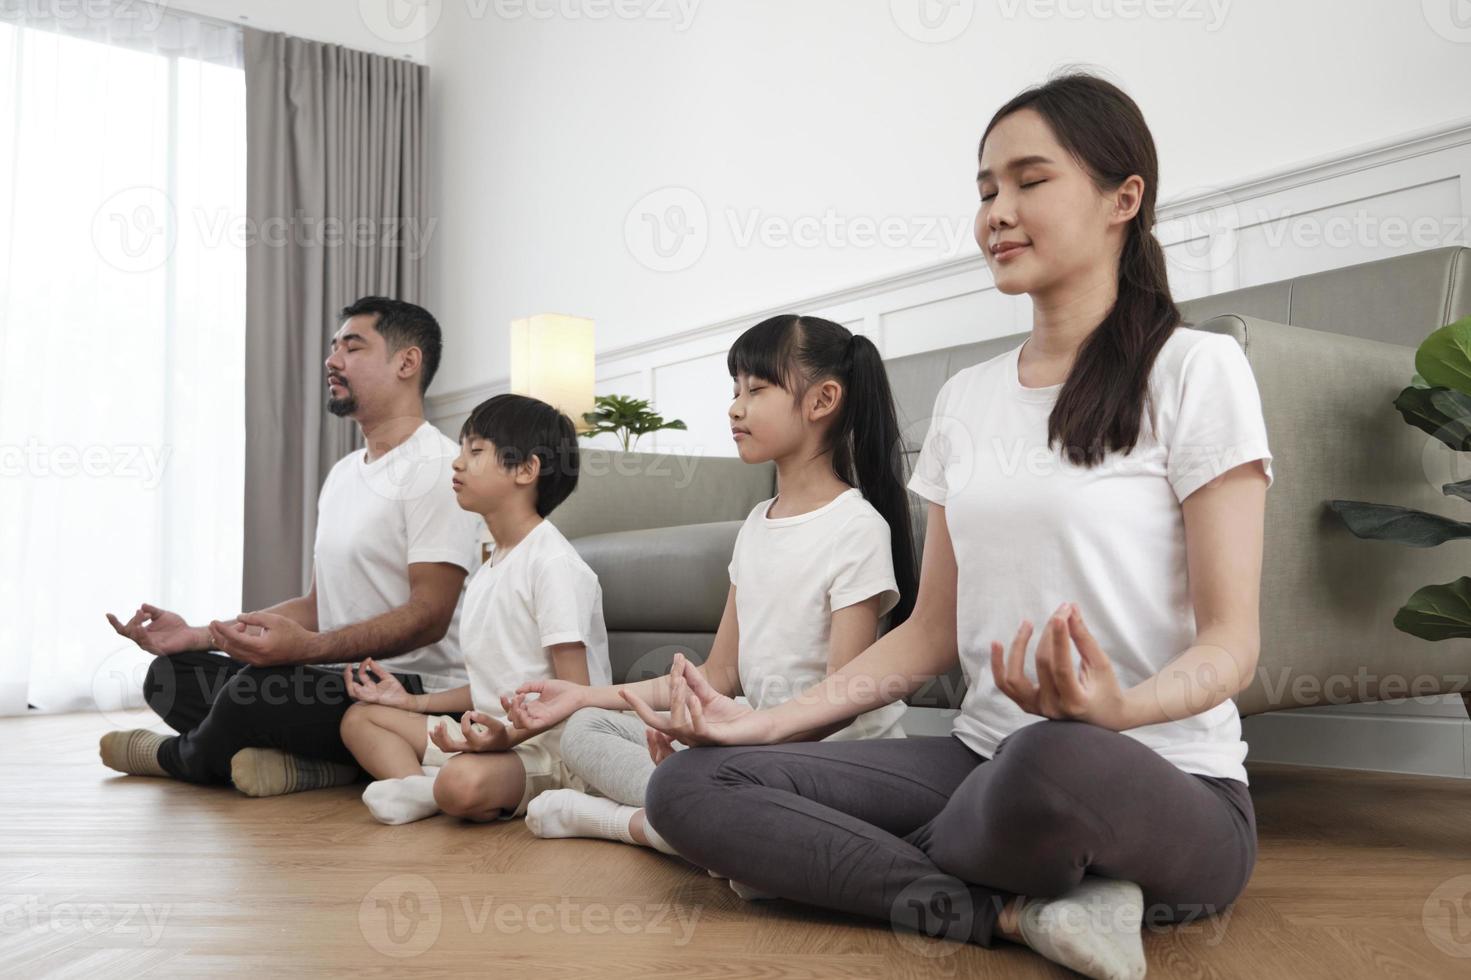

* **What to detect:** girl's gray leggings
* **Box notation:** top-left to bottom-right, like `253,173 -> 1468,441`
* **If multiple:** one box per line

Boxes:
558,706 -> 667,807
644,719 -> 1256,947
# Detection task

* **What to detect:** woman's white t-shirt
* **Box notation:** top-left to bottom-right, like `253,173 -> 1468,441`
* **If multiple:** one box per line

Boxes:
460,518 -> 613,725
729,487 -> 907,741
906,328 -> 1273,783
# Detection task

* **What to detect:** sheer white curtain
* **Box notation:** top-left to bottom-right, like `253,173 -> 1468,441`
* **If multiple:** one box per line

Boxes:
0,1 -> 246,715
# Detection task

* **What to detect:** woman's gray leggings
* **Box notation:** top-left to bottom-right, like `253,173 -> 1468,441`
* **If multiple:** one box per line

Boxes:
644,719 -> 1256,947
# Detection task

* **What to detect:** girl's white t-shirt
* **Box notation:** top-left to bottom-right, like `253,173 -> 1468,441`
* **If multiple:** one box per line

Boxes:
729,487 -> 908,741
460,518 -> 613,725
906,328 -> 1274,783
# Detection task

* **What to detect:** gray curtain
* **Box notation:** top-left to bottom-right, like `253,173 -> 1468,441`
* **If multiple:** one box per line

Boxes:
241,29 -> 428,610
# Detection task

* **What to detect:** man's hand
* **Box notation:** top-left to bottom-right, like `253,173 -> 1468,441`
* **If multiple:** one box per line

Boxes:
429,711 -> 511,754
208,612 -> 319,668
106,604 -> 210,657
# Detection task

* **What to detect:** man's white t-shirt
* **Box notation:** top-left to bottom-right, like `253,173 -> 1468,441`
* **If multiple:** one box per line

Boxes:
460,518 -> 613,726
314,420 -> 481,692
729,487 -> 907,741
906,328 -> 1273,783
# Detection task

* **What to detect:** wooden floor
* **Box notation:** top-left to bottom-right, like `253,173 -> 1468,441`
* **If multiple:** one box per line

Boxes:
4,709 -> 1470,978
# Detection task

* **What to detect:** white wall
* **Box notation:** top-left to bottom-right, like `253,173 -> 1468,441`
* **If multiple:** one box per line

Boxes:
168,0 -> 427,60
423,0 -> 1471,397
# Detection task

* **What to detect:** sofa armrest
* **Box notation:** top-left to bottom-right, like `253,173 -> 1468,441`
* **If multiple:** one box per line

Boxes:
549,448 -> 775,541
1196,315 -> 1471,715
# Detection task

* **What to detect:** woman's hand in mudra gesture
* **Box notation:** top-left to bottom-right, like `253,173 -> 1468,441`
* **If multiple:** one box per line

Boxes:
991,602 -> 1136,732
622,652 -> 776,747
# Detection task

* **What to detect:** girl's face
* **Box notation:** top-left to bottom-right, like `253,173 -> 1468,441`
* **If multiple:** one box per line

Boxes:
973,107 -> 1133,298
729,371 -> 839,463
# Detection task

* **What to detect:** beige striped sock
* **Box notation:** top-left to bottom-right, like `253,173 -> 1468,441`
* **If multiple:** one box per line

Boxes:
99,729 -> 171,778
230,748 -> 360,798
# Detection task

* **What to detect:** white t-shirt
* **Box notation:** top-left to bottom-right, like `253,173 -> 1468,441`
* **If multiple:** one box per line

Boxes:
906,328 -> 1273,783
314,420 -> 481,692
460,518 -> 613,725
729,487 -> 907,740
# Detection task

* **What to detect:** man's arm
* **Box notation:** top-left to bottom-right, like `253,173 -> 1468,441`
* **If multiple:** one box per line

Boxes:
210,561 -> 467,668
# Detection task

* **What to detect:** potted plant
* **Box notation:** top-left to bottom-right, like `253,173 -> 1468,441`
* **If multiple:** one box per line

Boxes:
580,394 -> 687,452
1328,314 -> 1471,639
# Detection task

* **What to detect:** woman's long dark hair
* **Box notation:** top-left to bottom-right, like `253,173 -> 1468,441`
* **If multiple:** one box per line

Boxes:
728,315 -> 918,631
981,70 -> 1181,466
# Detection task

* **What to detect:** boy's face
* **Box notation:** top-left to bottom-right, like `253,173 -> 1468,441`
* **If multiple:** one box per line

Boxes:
451,435 -> 535,513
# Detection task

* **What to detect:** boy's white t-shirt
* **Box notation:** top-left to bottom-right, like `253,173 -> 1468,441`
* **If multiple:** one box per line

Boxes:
314,420 -> 481,692
729,487 -> 907,741
906,328 -> 1273,784
460,518 -> 613,726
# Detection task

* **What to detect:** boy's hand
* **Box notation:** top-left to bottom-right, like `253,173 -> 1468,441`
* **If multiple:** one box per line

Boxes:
344,658 -> 418,710
106,603 -> 210,656
507,678 -> 587,732
430,711 -> 510,754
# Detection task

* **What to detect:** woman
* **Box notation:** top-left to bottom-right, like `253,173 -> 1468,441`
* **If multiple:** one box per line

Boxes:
625,71 -> 1272,980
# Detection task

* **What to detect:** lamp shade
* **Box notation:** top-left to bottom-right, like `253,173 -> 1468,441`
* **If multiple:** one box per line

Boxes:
509,314 -> 596,433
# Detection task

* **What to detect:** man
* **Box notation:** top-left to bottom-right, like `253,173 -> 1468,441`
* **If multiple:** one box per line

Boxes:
100,297 -> 482,797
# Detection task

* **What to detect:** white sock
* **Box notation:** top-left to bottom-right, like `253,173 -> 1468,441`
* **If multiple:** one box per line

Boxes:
526,789 -> 679,856
729,879 -> 779,901
362,774 -> 440,825
1015,876 -> 1146,980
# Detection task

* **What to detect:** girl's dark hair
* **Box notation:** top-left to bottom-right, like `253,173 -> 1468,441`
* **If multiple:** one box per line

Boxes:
459,393 -> 580,517
728,315 -> 918,631
981,69 -> 1180,466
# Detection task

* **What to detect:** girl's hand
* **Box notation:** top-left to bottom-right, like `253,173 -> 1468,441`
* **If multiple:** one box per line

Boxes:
344,658 -> 417,710
991,602 -> 1133,731
645,725 -> 677,764
506,677 -> 587,732
429,711 -> 510,755
622,652 -> 777,747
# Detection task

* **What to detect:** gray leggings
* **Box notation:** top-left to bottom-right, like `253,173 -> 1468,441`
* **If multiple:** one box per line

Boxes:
644,719 -> 1256,947
558,707 -> 665,807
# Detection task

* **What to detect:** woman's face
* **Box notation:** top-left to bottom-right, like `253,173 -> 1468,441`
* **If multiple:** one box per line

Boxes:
973,107 -> 1131,298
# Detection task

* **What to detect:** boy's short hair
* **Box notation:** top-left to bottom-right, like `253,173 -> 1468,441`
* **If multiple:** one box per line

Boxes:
459,394 -> 580,517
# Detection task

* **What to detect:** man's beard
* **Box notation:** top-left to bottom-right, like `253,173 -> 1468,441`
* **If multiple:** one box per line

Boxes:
327,394 -> 358,417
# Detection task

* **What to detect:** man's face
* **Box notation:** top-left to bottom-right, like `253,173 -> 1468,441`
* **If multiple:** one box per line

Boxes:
324,314 -> 393,418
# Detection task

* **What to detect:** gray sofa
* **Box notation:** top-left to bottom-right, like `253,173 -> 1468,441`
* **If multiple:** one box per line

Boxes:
540,246 -> 1471,719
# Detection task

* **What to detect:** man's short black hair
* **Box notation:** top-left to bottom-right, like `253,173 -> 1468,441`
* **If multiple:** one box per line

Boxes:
340,297 -> 443,395
459,394 -> 580,518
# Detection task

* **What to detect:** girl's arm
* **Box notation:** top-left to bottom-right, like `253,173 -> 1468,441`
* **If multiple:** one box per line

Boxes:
509,584 -> 742,728
627,504 -> 960,745
784,594 -> 884,742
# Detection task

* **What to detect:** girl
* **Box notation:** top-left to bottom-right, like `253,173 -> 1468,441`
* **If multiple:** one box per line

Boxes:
629,71 -> 1272,980
504,315 -> 919,878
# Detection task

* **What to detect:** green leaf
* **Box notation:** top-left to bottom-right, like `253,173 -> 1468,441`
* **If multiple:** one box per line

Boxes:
1415,315 -> 1471,397
1395,577 -> 1471,640
1326,499 -> 1471,547
1444,480 -> 1471,502
1394,385 -> 1471,451
578,394 -> 687,451
1410,372 -> 1432,389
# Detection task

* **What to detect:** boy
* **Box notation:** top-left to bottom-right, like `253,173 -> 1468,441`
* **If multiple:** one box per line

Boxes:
339,393 -> 612,824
